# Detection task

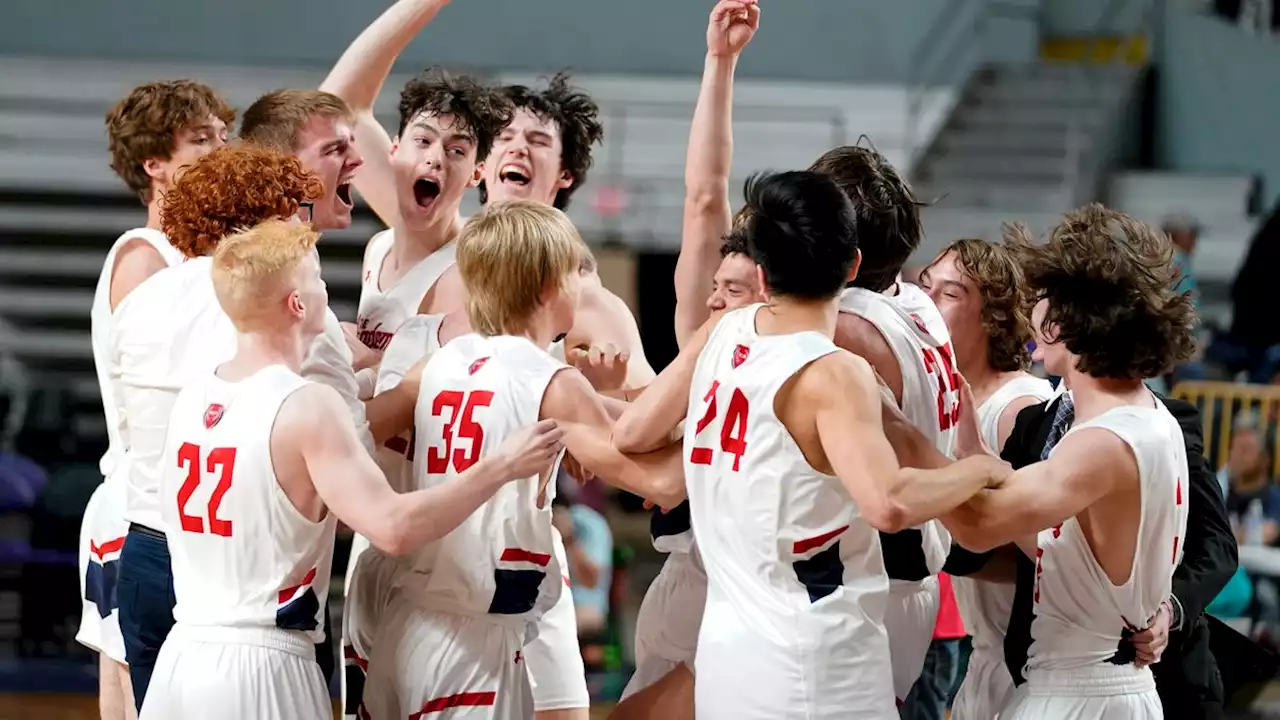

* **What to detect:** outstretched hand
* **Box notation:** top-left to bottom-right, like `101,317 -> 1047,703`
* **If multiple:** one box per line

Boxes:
567,343 -> 630,392
707,0 -> 760,58
953,376 -> 993,460
497,419 -> 566,484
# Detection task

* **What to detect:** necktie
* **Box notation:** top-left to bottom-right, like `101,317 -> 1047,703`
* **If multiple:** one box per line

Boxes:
1040,392 -> 1075,461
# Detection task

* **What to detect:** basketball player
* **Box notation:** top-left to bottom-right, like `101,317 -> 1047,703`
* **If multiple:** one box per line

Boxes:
915,237 -> 1053,718
138,219 -> 564,719
938,206 -> 1197,719
79,79 -> 233,720
114,145 -> 416,710
361,200 -> 684,719
616,4 -> 761,716
611,171 -> 1006,719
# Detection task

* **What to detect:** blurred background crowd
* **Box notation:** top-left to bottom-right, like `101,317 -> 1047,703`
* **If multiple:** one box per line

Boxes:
4,0 -> 1280,716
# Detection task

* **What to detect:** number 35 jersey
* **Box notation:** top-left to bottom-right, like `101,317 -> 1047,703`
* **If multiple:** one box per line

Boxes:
400,333 -> 565,629
160,365 -> 336,644
684,305 -> 892,662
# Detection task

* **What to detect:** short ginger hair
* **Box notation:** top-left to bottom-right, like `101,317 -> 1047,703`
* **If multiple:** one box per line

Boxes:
105,80 -> 236,203
160,146 -> 322,258
1009,204 -> 1197,379
212,220 -> 320,331
458,200 -> 586,336
239,89 -> 354,152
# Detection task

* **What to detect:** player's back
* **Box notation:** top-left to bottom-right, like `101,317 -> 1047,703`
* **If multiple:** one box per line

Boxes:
397,333 -> 564,627
1027,398 -> 1188,680
115,257 -> 236,531
160,365 -> 336,642
684,305 -> 894,719
90,228 -> 184,483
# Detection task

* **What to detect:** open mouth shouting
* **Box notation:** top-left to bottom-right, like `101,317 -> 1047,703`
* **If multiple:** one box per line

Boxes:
413,176 -> 442,210
498,162 -> 533,189
336,180 -> 353,210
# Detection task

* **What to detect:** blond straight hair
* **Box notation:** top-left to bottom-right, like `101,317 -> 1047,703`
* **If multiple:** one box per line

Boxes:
458,200 -> 586,336
212,219 -> 320,331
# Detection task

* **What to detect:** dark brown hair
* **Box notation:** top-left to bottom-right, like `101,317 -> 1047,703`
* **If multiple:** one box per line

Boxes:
809,144 -> 923,292
478,72 -> 604,210
105,80 -> 236,204
161,146 -> 323,258
1008,204 -> 1197,379
239,90 -> 353,152
397,68 -> 514,162
929,237 -> 1032,372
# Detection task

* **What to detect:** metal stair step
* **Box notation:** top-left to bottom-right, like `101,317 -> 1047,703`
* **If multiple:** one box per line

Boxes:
925,154 -> 1070,180
916,183 -> 1072,213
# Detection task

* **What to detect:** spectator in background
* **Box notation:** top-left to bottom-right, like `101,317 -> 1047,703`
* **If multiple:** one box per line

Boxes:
1164,212 -> 1201,312
900,573 -> 966,720
1221,412 -> 1280,639
552,481 -> 614,640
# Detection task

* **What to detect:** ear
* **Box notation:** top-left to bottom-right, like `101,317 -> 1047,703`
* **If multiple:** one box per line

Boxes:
555,169 -> 574,191
287,289 -> 305,320
754,263 -> 772,300
467,162 -> 484,189
143,157 -> 167,184
390,136 -> 400,157
846,248 -> 862,283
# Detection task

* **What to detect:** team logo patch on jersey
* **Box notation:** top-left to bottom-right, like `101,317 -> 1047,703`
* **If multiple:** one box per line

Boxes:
731,344 -> 750,368
469,357 -> 490,376
909,312 -> 931,335
203,403 -> 225,429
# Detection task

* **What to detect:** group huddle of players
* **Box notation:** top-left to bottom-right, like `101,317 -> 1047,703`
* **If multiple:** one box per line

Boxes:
73,1 -> 1200,719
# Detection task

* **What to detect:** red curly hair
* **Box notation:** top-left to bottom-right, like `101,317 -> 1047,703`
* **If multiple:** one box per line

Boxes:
160,146 -> 323,258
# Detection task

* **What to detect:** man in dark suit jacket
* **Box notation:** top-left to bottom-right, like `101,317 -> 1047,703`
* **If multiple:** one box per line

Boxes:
998,391 -> 1238,718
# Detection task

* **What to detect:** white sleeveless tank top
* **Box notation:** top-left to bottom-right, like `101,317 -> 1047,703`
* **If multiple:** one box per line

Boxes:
161,365 -> 336,644
953,373 -> 1055,651
397,333 -> 566,633
1025,398 -> 1188,680
91,227 -> 184,482
356,229 -> 457,351
839,283 -> 957,579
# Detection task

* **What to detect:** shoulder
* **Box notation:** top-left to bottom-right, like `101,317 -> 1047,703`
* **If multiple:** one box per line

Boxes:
541,365 -> 596,419
278,383 -> 347,435
797,349 -> 875,401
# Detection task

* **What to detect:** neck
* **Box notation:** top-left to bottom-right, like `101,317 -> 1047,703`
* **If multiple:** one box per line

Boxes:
754,296 -> 840,338
144,191 -> 165,232
1061,366 -> 1148,421
394,212 -> 462,263
220,328 -> 309,379
961,358 -> 1010,407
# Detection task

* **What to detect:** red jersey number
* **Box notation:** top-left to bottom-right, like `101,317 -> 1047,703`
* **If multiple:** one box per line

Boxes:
921,343 -> 962,431
175,442 -> 238,537
689,381 -> 750,471
425,390 -> 494,474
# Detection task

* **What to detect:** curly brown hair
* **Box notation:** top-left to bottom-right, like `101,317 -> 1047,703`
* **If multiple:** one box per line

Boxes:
928,238 -> 1032,372
239,90 -> 353,152
105,80 -> 236,204
160,146 -> 323,259
809,144 -> 924,293
1007,204 -> 1197,380
398,68 -> 514,163
477,73 -> 604,210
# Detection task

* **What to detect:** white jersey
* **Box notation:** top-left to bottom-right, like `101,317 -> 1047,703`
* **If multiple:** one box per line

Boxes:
116,257 -> 367,532
358,229 -> 457,490
160,365 -> 336,643
685,305 -> 895,718
839,282 -> 956,580
955,374 -> 1055,648
1025,399 -> 1188,680
397,333 -> 565,631
91,227 -> 185,483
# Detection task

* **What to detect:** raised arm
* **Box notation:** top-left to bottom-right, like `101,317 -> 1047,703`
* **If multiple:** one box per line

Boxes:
320,0 -> 452,226
809,351 -> 1002,532
944,428 -> 1133,553
565,280 -> 656,388
285,383 -> 562,556
674,0 -> 759,347
543,369 -> 686,509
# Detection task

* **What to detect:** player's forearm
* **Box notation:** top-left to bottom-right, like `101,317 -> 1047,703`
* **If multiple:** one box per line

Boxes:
566,422 -> 685,508
383,454 -> 514,555
320,0 -> 451,111
891,456 -> 1004,531
686,53 -> 736,202
364,382 -> 415,446
612,355 -> 694,454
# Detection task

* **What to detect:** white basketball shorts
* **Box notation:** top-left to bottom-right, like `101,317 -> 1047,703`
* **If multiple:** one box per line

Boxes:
952,644 -> 1015,720
341,540 -> 398,719
620,549 -> 707,700
885,575 -> 940,701
75,480 -> 129,663
139,625 -> 329,720
998,666 -> 1161,720
525,530 -> 590,711
364,600 -> 532,720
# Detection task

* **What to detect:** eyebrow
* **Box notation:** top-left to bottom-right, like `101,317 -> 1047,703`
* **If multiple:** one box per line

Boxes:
938,279 -> 968,294
321,137 -> 349,153
411,122 -> 474,144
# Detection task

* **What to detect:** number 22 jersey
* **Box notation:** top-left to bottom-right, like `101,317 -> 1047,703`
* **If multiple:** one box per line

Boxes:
684,305 -> 896,719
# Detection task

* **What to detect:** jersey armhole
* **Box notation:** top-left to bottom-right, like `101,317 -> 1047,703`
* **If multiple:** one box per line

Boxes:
772,348 -> 844,476
270,382 -> 333,527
